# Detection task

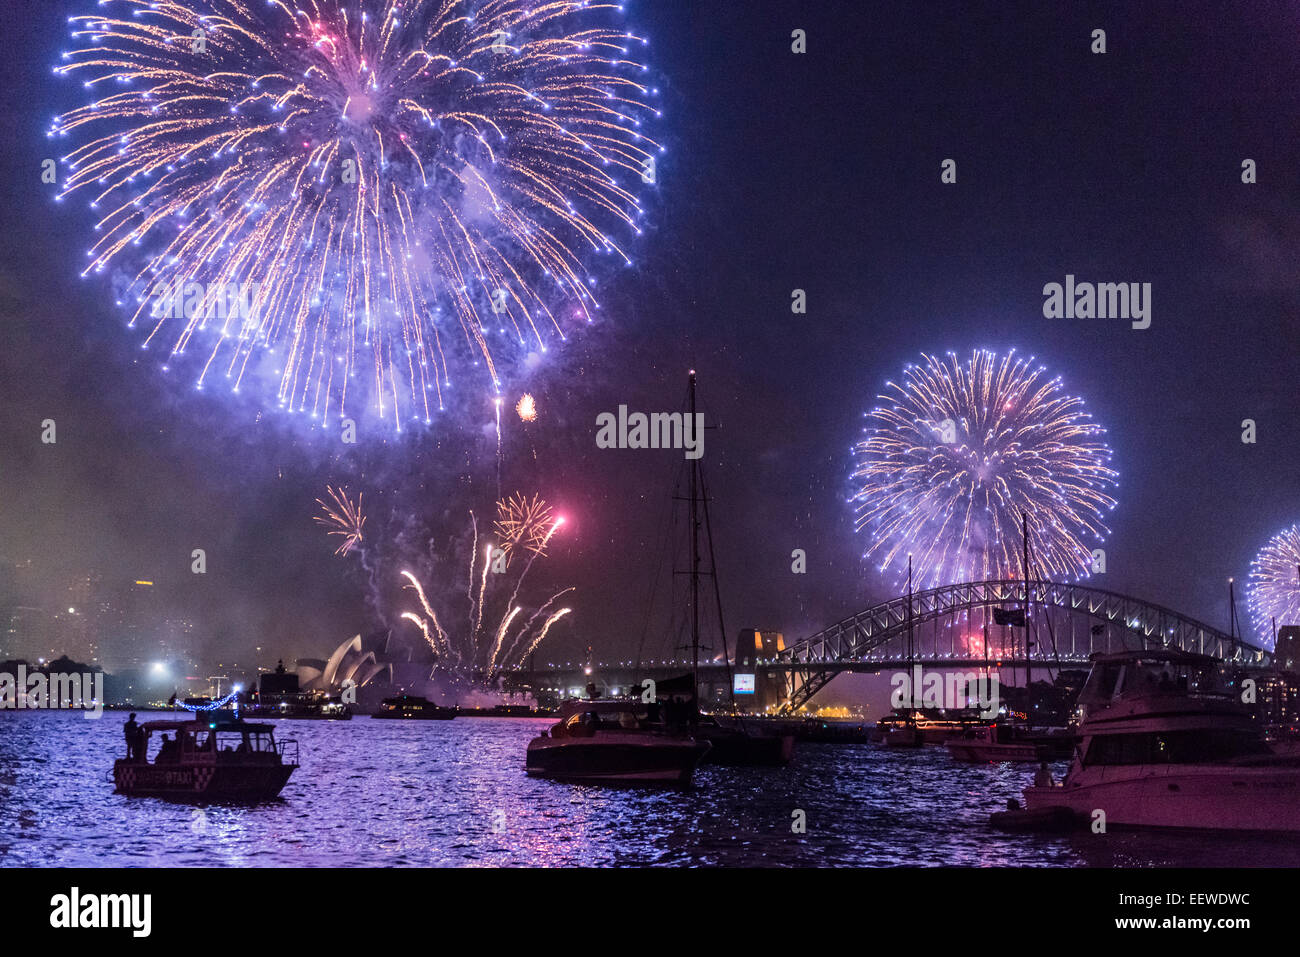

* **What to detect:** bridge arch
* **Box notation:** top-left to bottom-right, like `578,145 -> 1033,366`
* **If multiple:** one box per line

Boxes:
772,579 -> 1269,712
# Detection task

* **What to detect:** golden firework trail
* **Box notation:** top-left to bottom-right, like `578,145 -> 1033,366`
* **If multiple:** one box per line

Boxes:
315,485 -> 365,555
500,585 -> 574,665
486,605 -> 523,675
399,569 -> 453,661
520,607 -> 572,662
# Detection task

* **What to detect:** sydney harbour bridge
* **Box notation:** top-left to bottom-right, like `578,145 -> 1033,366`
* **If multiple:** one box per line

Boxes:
506,579 -> 1272,713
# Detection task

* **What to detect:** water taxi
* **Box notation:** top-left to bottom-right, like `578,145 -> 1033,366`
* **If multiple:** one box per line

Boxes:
112,714 -> 298,801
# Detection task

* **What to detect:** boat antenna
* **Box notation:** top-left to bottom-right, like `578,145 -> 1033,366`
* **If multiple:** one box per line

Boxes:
1228,577 -> 1239,658
907,553 -> 915,711
698,455 -> 738,718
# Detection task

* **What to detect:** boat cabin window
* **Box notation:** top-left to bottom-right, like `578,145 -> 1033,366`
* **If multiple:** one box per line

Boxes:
1082,729 -> 1270,766
1085,662 -> 1124,701
211,731 -> 275,754
561,710 -> 639,731
146,733 -> 184,763
1081,656 -> 1222,705
143,727 -> 275,761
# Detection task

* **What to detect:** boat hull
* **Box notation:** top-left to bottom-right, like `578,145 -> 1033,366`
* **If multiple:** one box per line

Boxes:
525,734 -> 710,784
883,728 -> 923,748
698,727 -> 794,766
113,760 -> 294,801
1024,764 -> 1300,831
947,741 -> 1053,763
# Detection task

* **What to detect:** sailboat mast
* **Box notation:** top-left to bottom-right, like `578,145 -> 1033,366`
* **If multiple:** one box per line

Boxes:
907,553 -> 914,709
1023,511 -> 1031,692
689,371 -> 701,716
1229,577 -> 1238,643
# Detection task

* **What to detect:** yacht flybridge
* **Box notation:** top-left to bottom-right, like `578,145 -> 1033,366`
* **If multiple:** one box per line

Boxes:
1016,649 -> 1300,831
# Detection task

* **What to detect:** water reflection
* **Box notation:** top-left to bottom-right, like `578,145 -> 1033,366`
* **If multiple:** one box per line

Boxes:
0,712 -> 1294,867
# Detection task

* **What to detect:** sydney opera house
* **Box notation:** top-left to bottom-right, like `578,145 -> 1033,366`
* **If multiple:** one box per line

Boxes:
292,631 -> 535,710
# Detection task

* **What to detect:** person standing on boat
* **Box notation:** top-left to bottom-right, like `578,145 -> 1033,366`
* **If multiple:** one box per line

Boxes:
123,713 -> 143,762
1033,761 -> 1055,788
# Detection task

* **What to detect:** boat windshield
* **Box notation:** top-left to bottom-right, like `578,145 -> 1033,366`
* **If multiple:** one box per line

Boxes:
561,709 -> 640,731
1081,728 -> 1270,766
204,730 -> 277,754
1081,655 -> 1224,707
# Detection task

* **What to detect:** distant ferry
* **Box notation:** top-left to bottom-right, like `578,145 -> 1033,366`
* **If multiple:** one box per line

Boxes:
371,695 -> 457,720
249,661 -> 351,719
874,708 -> 993,746
1013,650 -> 1300,831
112,713 -> 298,801
245,694 -> 351,721
456,704 -> 554,718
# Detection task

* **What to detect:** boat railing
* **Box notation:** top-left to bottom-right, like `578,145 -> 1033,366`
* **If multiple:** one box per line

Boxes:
277,740 -> 300,766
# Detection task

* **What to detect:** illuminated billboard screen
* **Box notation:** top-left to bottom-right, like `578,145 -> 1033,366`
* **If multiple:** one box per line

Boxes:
733,673 -> 756,694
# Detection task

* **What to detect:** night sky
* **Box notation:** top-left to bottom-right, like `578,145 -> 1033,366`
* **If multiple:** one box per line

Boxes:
2,0 -> 1299,677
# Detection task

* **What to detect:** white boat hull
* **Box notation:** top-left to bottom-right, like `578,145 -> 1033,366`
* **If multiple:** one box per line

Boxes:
1025,763 -> 1300,831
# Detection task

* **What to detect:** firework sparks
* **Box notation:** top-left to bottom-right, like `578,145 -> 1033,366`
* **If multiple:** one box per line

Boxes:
852,349 -> 1118,587
515,393 -> 538,422
52,0 -> 661,429
320,490 -> 573,676
400,569 -> 452,661
399,506 -> 571,676
518,607 -> 573,662
493,493 -> 560,564
1247,524 -> 1300,644
315,485 -> 365,555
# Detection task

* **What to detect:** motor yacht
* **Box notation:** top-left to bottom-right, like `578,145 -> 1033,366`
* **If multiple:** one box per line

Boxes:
1021,649 -> 1300,830
525,699 -> 711,785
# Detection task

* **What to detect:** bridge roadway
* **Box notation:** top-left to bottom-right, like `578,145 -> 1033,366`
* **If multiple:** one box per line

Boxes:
504,579 -> 1273,712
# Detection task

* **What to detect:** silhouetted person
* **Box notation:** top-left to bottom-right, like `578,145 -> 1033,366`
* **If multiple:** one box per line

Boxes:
123,714 -> 143,762
1034,761 -> 1055,788
156,734 -> 178,764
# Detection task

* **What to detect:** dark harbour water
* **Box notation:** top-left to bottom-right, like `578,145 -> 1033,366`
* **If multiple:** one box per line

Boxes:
3,711 -> 1298,868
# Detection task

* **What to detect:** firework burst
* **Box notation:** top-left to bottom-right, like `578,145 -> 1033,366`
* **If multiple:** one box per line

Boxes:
493,492 -> 560,563
515,393 -> 538,422
1247,524 -> 1300,644
852,349 -> 1118,587
315,485 -> 365,555
52,0 -> 661,429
